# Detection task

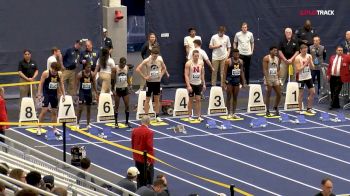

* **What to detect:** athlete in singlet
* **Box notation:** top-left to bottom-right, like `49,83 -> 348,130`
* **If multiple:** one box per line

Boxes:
223,49 -> 246,119
263,46 -> 282,116
295,44 -> 316,114
112,57 -> 132,128
37,62 -> 65,140
184,50 -> 206,121
136,47 -> 167,122
76,63 -> 97,130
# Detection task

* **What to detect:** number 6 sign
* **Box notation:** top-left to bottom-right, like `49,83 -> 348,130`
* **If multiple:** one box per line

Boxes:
97,93 -> 115,122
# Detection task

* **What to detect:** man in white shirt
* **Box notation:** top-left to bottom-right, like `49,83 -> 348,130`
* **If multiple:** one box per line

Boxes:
234,22 -> 254,84
47,47 -> 63,70
209,26 -> 231,86
184,27 -> 201,56
188,39 -> 214,71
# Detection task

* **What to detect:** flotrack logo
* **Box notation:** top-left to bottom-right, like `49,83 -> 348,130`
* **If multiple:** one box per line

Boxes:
299,9 -> 335,16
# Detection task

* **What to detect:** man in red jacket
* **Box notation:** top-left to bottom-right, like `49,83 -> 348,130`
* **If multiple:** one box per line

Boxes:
327,46 -> 350,109
131,115 -> 154,188
0,87 -> 9,143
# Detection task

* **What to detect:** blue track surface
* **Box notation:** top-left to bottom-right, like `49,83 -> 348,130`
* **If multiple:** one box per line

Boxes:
10,110 -> 350,196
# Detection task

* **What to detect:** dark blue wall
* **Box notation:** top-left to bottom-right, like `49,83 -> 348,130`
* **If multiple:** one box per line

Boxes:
0,0 -> 102,84
146,0 -> 350,84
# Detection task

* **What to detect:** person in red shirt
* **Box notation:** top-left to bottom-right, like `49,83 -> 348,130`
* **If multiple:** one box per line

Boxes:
0,87 -> 9,143
131,115 -> 154,188
327,46 -> 350,109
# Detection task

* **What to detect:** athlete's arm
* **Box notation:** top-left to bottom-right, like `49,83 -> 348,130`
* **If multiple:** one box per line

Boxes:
240,59 -> 247,86
201,63 -> 206,90
184,61 -> 191,88
262,56 -> 269,80
58,72 -> 65,99
136,60 -> 149,80
223,58 -> 230,88
295,56 -> 303,72
75,72 -> 82,96
37,71 -> 48,96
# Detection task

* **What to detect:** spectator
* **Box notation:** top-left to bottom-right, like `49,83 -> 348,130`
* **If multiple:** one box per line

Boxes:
314,178 -> 335,196
209,26 -> 231,86
138,33 -> 160,94
15,189 -> 38,196
62,40 -> 82,96
184,27 -> 201,56
0,163 -> 9,175
135,179 -> 165,196
47,47 -> 63,71
156,174 -> 170,196
18,49 -> 39,99
77,157 -> 95,185
43,175 -> 55,191
340,31 -> 350,55
103,28 -> 113,53
0,88 -> 8,143
234,22 -> 254,84
80,40 -> 99,72
51,186 -> 68,196
9,168 -> 26,183
131,115 -> 155,188
115,166 -> 139,194
94,48 -> 115,93
0,182 -> 5,196
278,27 -> 299,90
309,35 -> 327,95
187,39 -> 214,71
295,19 -> 316,47
25,171 -> 42,188
327,46 -> 350,110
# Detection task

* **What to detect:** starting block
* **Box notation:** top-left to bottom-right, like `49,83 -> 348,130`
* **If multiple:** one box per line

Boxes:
45,130 -> 57,141
319,112 -> 330,122
250,117 -> 267,128
279,113 -> 290,123
206,120 -> 217,129
218,120 -> 233,130
167,125 -> 186,134
331,113 -> 346,122
292,115 -> 306,124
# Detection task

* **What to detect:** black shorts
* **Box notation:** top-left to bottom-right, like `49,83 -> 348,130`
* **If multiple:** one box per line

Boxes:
298,79 -> 314,89
146,82 -> 160,97
189,84 -> 202,97
42,95 -> 58,108
79,93 -> 92,105
115,87 -> 129,97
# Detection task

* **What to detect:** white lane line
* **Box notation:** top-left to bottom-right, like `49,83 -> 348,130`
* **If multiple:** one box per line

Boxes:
90,123 -> 280,195
10,127 -> 220,195
237,114 -> 350,165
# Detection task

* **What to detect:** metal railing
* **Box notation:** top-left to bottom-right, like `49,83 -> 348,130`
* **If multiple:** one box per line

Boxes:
0,134 -> 139,196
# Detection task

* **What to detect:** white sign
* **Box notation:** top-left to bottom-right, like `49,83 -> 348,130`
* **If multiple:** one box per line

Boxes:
19,97 -> 38,124
284,82 -> 300,111
207,86 -> 227,115
97,93 -> 115,122
247,84 -> 266,113
136,91 -> 156,120
57,95 -> 77,123
173,88 -> 189,117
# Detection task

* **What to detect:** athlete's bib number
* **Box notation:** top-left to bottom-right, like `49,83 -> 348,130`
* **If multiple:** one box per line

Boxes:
49,82 -> 58,89
269,68 -> 277,76
232,68 -> 240,76
118,75 -> 127,82
150,70 -> 159,79
192,72 -> 200,79
302,66 -> 310,74
82,83 -> 91,90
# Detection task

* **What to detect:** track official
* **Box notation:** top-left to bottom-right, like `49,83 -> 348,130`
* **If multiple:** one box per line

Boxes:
131,115 -> 155,188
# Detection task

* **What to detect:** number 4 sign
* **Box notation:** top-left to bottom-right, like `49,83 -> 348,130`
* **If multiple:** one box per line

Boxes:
19,97 -> 39,124
207,87 -> 227,115
173,88 -> 189,117
57,95 -> 77,123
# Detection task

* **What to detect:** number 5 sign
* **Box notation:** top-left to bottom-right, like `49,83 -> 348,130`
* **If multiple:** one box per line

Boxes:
57,95 -> 77,123
247,84 -> 266,113
19,97 -> 39,124
97,93 -> 115,122
173,88 -> 189,117
208,86 -> 227,115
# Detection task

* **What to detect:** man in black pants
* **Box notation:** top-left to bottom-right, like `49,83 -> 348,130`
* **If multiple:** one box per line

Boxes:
234,22 -> 254,84
327,46 -> 350,110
